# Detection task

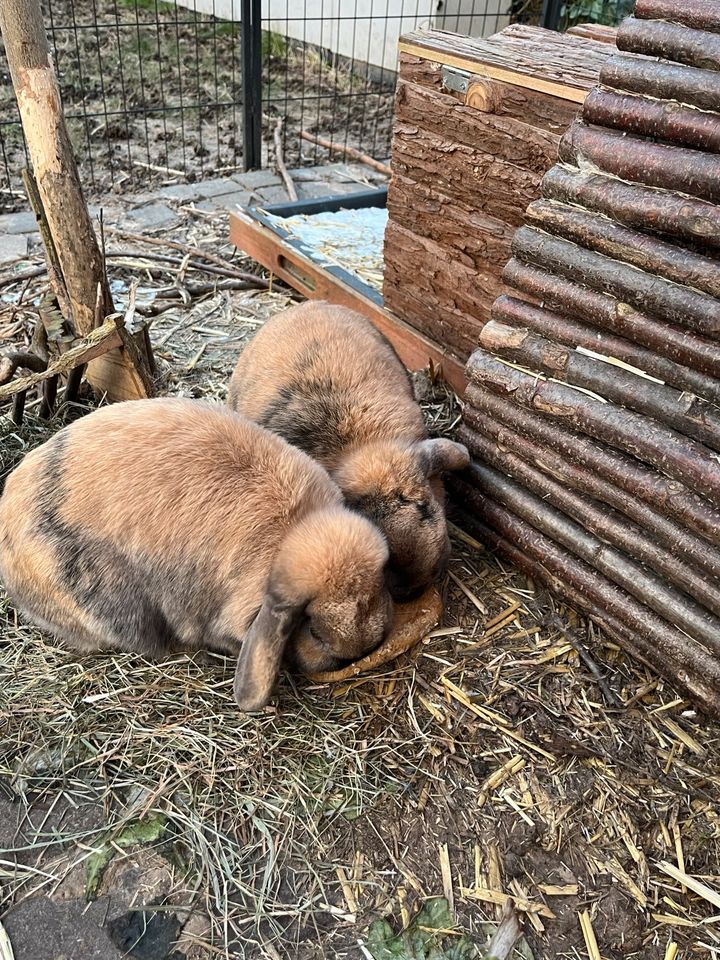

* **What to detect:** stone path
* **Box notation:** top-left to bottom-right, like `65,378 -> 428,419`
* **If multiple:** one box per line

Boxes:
0,161 -> 387,265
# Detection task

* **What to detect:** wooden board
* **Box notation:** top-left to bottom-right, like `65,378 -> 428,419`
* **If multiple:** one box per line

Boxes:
398,25 -> 614,103
229,209 -> 467,395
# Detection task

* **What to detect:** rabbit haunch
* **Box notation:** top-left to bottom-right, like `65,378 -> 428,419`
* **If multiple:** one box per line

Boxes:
227,301 -> 469,601
0,398 -> 391,711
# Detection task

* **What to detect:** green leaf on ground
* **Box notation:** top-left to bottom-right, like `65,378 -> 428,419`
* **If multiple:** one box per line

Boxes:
366,898 -> 481,960
85,814 -> 166,901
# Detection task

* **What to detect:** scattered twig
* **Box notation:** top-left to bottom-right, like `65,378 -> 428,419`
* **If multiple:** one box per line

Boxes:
272,116 -> 298,202
109,230 -> 270,287
0,351 -> 47,385
300,130 -> 391,176
105,250 -> 264,284
0,265 -> 47,289
545,613 -> 624,708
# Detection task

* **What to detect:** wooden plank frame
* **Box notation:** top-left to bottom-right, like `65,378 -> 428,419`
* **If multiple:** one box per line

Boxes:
229,204 -> 467,395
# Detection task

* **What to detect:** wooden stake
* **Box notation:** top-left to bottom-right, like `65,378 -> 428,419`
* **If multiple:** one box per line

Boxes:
0,0 -> 152,401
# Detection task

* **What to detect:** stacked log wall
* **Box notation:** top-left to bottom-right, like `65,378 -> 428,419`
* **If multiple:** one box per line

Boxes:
459,0 -> 720,716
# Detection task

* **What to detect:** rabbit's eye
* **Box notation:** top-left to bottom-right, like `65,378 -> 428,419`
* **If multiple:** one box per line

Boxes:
309,625 -> 321,642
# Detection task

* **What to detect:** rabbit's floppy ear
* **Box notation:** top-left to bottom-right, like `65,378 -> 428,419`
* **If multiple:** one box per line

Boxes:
233,589 -> 305,711
417,438 -> 470,478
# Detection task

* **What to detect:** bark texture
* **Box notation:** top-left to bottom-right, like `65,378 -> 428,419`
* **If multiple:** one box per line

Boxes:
479,319 -> 720,452
466,350 -> 720,504
491,294 -> 720,403
583,87 -> 720,153
600,54 -> 720,113
462,398 -> 720,580
617,16 -> 720,70
503,260 -> 720,378
559,121 -> 720,204
465,383 -> 720,550
512,227 -> 720,336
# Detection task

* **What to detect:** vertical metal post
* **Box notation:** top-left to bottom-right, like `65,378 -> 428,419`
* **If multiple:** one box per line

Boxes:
540,0 -> 563,30
242,0 -> 262,171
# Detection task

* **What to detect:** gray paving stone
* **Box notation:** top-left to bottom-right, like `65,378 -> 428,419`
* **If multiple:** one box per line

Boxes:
194,190 -> 253,213
0,210 -> 38,234
232,169 -> 282,190
121,202 -> 180,231
254,184 -> 294,205
296,180 -> 367,199
0,233 -> 28,266
156,182 -> 201,202
196,177 -> 243,198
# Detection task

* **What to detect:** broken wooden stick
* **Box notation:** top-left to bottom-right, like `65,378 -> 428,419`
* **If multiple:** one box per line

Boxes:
0,319 -> 123,402
0,0 -> 153,401
300,130 -> 392,176
485,900 -> 523,960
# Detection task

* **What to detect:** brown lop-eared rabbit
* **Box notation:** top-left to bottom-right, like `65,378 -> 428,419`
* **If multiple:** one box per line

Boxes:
227,301 -> 469,601
0,398 -> 391,711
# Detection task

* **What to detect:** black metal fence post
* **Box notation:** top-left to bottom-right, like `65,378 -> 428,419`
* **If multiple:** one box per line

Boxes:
241,0 -> 262,171
540,0 -> 563,29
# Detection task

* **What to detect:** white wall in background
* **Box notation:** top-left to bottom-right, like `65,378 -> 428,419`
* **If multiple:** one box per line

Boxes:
173,1 -> 512,74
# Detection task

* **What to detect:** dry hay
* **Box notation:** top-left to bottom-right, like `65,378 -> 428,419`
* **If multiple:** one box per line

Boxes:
1,210 -> 720,960
2,457 -> 719,957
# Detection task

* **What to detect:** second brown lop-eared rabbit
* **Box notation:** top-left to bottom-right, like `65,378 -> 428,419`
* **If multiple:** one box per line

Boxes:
0,398 -> 391,711
227,301 -> 469,601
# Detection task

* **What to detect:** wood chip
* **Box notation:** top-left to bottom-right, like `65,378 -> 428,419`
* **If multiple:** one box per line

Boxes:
658,861 -> 720,911
439,843 -> 454,914
336,867 -> 359,917
579,909 -> 601,960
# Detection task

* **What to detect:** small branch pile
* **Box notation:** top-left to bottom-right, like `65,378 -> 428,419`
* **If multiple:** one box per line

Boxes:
456,0 -> 720,717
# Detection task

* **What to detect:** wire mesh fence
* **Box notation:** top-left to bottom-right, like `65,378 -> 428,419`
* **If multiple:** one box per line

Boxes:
0,0 -> 625,212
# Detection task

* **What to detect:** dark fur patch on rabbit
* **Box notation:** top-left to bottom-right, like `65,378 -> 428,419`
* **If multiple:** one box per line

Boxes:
228,301 -> 469,600
0,398 -> 391,710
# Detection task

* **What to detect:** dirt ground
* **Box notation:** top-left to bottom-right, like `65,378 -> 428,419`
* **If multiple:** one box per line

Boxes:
1,197 -> 719,960
0,0 -> 394,210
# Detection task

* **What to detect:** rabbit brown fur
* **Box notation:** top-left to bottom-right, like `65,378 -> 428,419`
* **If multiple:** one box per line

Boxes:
0,398 -> 391,711
227,301 -> 469,600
